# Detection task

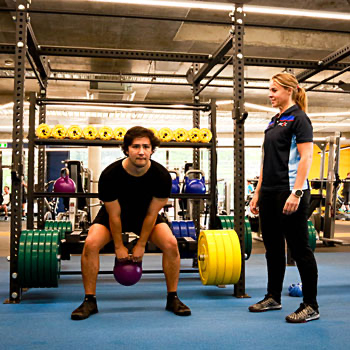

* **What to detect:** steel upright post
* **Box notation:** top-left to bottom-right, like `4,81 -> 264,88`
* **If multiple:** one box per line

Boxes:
7,0 -> 30,304
232,4 -> 249,298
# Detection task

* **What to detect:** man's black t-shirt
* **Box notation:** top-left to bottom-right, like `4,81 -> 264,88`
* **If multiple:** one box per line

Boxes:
261,105 -> 313,191
96,158 -> 171,233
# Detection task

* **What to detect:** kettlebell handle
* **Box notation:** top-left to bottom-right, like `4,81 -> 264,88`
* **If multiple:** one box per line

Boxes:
185,169 -> 205,178
60,167 -> 70,177
168,169 -> 180,178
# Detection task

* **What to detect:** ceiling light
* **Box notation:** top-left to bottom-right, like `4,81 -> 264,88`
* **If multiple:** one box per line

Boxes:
89,1 -> 350,20
216,100 -> 277,113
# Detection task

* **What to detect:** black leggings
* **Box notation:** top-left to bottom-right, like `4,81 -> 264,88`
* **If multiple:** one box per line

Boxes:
259,189 -> 318,309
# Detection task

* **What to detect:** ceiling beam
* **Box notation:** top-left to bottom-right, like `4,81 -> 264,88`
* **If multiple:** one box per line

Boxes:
297,44 -> 350,82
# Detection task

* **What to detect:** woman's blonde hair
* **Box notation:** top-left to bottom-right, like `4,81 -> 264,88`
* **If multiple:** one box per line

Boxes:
271,73 -> 308,112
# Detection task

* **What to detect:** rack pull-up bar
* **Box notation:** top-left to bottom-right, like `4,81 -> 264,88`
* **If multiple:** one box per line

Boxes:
36,98 -> 210,111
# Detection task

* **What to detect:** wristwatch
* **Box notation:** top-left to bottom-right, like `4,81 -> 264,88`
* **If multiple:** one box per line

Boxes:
292,189 -> 304,198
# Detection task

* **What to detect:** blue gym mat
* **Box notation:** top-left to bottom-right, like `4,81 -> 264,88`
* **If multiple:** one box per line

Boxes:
0,253 -> 349,350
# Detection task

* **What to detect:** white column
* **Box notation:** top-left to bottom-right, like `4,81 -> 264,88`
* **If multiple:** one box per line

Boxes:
88,146 -> 101,221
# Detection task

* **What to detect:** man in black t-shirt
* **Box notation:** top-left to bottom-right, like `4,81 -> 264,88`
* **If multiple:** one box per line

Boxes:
71,126 -> 191,320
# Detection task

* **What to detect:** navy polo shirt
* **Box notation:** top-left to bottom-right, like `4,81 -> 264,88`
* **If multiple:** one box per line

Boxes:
261,105 -> 313,191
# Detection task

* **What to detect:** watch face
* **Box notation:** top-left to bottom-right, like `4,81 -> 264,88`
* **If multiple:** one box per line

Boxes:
295,190 -> 303,197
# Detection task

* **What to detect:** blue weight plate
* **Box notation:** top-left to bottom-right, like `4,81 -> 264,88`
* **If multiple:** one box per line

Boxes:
171,221 -> 181,238
179,221 -> 188,237
186,221 -> 197,239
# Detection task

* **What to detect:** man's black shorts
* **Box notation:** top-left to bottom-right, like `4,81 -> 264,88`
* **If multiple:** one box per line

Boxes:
92,205 -> 167,235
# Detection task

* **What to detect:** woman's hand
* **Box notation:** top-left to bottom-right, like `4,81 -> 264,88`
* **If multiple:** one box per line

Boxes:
250,193 -> 260,215
283,194 -> 300,215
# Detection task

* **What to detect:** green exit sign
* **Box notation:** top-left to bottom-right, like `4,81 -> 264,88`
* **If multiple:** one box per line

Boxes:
0,143 -> 8,148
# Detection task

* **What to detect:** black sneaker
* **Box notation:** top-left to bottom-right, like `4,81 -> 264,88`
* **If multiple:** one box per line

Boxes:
166,296 -> 191,316
71,299 -> 98,320
249,295 -> 282,312
285,303 -> 320,323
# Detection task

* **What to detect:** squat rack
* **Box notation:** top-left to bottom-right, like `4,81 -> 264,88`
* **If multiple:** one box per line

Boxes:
5,1 -> 350,303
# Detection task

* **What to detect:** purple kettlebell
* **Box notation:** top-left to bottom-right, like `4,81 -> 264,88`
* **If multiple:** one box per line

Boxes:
53,168 -> 76,193
113,257 -> 142,286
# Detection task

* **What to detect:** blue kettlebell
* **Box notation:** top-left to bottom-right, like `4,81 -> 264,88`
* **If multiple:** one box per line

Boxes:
288,283 -> 303,297
169,170 -> 180,194
184,170 -> 206,194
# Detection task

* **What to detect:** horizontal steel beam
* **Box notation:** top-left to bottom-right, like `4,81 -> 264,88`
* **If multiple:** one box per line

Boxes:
1,44 -> 349,70
297,44 -> 350,82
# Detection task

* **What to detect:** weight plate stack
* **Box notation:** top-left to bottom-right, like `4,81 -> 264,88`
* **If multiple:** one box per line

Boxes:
198,230 -> 241,286
307,220 -> 317,252
18,230 -> 61,288
217,216 -> 253,260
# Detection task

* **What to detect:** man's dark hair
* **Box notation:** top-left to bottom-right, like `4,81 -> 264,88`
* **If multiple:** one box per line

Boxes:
122,126 -> 160,156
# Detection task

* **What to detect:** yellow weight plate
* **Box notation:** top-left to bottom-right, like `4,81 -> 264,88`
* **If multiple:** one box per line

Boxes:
67,125 -> 83,140
199,128 -> 212,142
158,127 -> 173,142
83,125 -> 98,140
52,125 -> 67,139
227,230 -> 241,284
148,127 -> 158,139
188,128 -> 201,143
198,231 -> 217,285
221,231 -> 234,285
36,123 -> 51,139
98,126 -> 113,140
114,127 -> 127,141
213,231 -> 225,285
174,128 -> 188,142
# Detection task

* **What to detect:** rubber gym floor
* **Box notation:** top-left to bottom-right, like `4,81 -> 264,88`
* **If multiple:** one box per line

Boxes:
1,220 -> 350,350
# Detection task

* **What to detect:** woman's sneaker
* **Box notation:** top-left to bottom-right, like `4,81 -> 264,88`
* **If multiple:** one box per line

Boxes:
249,295 -> 282,312
285,303 -> 320,323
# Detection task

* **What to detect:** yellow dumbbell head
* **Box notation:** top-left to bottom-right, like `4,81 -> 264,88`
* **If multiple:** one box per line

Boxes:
148,127 -> 158,139
52,124 -> 67,139
199,128 -> 212,143
67,125 -> 83,140
114,127 -> 127,141
174,128 -> 188,142
83,125 -> 98,140
188,128 -> 201,143
158,127 -> 173,142
98,126 -> 113,140
36,123 -> 51,139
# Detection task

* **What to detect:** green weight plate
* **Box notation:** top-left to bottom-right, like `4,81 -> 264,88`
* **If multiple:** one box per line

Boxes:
244,218 -> 252,260
47,221 -> 53,230
50,230 -> 60,287
227,216 -> 235,229
44,231 -> 52,287
308,220 -> 317,252
44,221 -> 49,229
24,230 -> 34,287
31,231 -> 40,287
60,221 -> 67,240
66,221 -> 73,233
38,230 -> 46,287
18,231 -> 27,287
53,221 -> 59,229
219,216 -> 228,229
